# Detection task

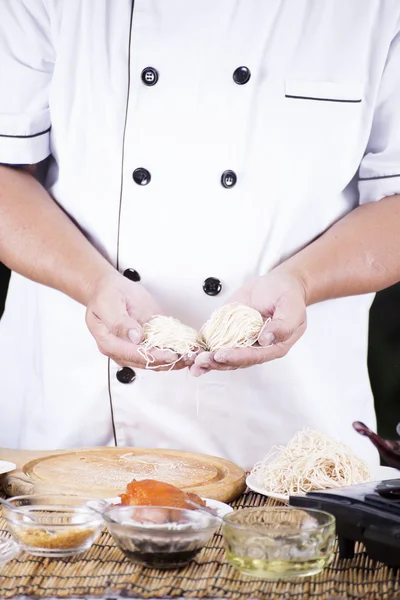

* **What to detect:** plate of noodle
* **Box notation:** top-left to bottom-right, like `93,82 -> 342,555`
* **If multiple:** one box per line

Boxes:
247,429 -> 400,501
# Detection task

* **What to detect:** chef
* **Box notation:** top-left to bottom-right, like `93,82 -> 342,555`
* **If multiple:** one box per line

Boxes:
0,0 -> 399,469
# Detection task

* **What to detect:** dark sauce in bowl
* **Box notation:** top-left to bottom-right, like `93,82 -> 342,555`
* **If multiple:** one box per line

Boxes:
121,547 -> 201,569
105,505 -> 220,570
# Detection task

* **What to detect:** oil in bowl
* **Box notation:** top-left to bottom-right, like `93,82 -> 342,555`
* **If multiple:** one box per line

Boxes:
222,507 -> 335,579
3,495 -> 106,558
103,505 -> 220,569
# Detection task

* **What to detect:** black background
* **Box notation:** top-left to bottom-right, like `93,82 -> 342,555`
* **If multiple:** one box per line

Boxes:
0,264 -> 398,440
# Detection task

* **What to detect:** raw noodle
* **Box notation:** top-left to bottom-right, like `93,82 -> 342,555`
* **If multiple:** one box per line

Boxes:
138,315 -> 206,369
139,303 -> 266,370
251,429 -> 372,496
201,303 -> 265,352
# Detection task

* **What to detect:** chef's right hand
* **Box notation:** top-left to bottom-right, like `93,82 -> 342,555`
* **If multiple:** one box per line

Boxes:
85,272 -> 186,371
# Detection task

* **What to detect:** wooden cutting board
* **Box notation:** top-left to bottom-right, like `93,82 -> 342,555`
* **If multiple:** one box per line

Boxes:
5,447 -> 246,502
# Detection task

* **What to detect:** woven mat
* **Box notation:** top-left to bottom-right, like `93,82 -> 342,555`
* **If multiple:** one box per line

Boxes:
1,491 -> 400,600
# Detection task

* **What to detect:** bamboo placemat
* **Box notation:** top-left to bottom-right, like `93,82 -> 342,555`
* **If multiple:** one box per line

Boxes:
1,491 -> 400,600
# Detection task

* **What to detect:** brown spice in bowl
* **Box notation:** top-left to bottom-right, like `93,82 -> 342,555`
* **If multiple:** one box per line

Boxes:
15,527 -> 98,549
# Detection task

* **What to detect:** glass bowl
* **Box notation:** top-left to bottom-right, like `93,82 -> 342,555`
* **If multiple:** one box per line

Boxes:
222,507 -> 335,579
3,494 -> 106,557
103,505 -> 220,569
0,536 -> 19,566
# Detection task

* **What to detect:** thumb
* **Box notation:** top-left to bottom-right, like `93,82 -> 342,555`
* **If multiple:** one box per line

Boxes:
96,303 -> 144,344
114,314 -> 144,344
258,295 -> 306,346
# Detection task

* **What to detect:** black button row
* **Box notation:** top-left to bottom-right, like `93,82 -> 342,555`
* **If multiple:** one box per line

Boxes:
116,366 -> 136,384
141,67 -> 159,86
221,170 -> 237,189
203,277 -> 222,296
123,269 -> 222,297
133,168 -> 238,189
123,268 -> 141,282
233,66 -> 251,85
132,168 -> 151,186
141,66 -> 251,87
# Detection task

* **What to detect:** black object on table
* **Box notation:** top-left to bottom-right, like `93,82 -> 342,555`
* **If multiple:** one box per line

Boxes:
290,479 -> 400,568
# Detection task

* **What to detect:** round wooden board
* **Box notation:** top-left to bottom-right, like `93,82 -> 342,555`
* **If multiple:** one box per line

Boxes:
22,447 -> 246,502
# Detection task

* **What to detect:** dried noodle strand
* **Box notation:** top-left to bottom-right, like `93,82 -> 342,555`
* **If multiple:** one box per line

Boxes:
139,315 -> 206,370
251,429 -> 372,496
201,303 -> 265,352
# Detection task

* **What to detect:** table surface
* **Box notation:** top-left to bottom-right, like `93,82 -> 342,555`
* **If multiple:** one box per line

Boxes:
1,450 -> 400,600
0,448 -> 58,497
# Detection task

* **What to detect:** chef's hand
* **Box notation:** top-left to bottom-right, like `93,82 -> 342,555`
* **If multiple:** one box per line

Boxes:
191,271 -> 307,376
86,272 -> 188,371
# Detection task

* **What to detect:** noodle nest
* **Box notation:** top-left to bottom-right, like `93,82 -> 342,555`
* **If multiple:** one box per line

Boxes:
251,429 -> 372,496
201,303 -> 264,352
138,303 -> 265,369
138,315 -> 206,368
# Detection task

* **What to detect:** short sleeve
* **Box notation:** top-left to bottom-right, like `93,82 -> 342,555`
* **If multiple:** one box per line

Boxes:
358,21 -> 400,204
0,0 -> 55,165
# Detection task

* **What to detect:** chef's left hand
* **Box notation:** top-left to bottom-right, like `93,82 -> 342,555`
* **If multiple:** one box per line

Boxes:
190,271 -> 307,376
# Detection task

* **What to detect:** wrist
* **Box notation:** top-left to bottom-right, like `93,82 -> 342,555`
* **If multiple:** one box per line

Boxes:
80,262 -> 118,306
271,261 -> 311,306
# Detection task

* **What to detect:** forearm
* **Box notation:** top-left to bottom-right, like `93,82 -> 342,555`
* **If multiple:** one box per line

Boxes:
0,165 -> 115,305
278,195 -> 400,306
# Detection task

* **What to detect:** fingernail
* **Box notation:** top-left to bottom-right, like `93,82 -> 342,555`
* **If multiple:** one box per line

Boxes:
214,351 -> 228,363
190,366 -> 207,378
198,357 -> 212,368
259,332 -> 275,347
128,328 -> 141,343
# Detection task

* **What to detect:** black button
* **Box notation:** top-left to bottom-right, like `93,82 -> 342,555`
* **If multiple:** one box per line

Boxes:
203,277 -> 222,296
116,367 -> 136,384
123,268 -> 141,282
221,170 -> 237,189
141,67 -> 159,86
233,66 -> 251,85
133,168 -> 151,186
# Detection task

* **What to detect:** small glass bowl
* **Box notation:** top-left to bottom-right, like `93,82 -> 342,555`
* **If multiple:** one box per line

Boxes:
222,507 -> 335,579
3,494 -> 106,557
0,537 -> 19,567
103,505 -> 220,569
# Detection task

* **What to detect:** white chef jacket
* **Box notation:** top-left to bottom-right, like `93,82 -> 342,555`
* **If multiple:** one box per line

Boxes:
0,0 -> 400,469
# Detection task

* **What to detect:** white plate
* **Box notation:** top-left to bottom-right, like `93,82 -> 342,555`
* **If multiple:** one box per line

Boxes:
0,461 -> 16,476
246,465 -> 400,502
105,496 -> 233,519
246,474 -> 289,502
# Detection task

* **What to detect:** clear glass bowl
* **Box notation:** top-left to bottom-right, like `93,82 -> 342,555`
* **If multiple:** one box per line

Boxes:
3,494 -> 106,557
222,507 -> 335,579
103,505 -> 220,569
0,536 -> 19,566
